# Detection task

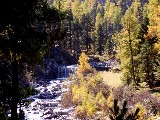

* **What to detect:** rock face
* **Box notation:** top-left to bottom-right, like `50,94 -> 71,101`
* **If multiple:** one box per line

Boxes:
22,79 -> 75,120
89,60 -> 120,72
48,47 -> 77,65
43,47 -> 77,79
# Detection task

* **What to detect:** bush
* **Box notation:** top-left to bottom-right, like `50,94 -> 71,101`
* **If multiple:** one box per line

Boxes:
112,86 -> 160,118
61,91 -> 74,108
75,105 -> 86,119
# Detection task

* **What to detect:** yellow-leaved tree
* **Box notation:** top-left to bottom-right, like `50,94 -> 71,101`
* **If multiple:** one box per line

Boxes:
77,52 -> 92,77
147,0 -> 160,82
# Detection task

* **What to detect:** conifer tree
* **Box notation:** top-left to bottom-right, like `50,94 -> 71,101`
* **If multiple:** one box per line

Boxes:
104,0 -> 122,55
0,0 -> 64,119
94,12 -> 104,55
145,0 -> 160,85
138,17 -> 158,88
116,3 -> 140,85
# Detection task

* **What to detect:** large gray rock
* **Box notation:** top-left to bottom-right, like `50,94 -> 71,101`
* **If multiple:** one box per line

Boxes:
39,92 -> 57,99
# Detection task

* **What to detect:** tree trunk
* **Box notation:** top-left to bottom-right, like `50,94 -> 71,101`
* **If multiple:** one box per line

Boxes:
69,19 -> 72,51
98,25 -> 103,55
98,38 -> 102,55
93,37 -> 96,55
106,21 -> 108,54
76,25 -> 79,59
86,30 -> 89,53
11,59 -> 18,120
128,22 -> 136,85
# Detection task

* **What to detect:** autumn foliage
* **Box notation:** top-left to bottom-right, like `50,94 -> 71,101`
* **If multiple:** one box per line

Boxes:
77,52 -> 93,77
62,52 -> 160,119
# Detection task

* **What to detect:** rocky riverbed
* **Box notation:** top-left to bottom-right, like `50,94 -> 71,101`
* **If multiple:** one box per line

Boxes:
22,79 -> 75,120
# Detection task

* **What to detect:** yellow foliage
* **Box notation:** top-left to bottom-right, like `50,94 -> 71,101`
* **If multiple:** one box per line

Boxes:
148,114 -> 156,120
72,84 -> 79,94
74,92 -> 97,118
93,73 -> 103,83
79,76 -> 87,85
72,83 -> 89,104
82,93 -> 97,117
147,26 -> 158,39
134,102 -> 146,120
75,98 -> 97,118
72,84 -> 80,103
79,86 -> 88,101
86,103 -> 97,117
67,57 -> 111,118
107,90 -> 114,108
77,52 -> 91,77
96,91 -> 107,109
87,77 -> 97,88
154,41 -> 160,54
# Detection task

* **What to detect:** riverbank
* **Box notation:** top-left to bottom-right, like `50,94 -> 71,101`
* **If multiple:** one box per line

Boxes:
22,79 -> 75,120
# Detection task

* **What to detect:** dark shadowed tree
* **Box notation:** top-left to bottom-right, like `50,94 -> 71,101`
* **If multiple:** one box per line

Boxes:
0,0 -> 65,119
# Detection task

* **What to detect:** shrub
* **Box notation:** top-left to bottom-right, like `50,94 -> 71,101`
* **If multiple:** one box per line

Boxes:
61,91 -> 74,108
112,86 -> 160,118
82,94 -> 97,117
74,93 -> 97,119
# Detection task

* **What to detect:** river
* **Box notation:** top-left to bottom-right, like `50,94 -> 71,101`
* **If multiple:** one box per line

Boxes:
22,65 -> 77,120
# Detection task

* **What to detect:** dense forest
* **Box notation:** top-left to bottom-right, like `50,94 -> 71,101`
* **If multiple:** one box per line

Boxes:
50,0 -> 160,86
0,0 -> 159,119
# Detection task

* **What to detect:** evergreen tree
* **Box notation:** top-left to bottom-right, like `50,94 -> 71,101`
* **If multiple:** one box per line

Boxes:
143,0 -> 160,86
116,3 -> 140,85
104,0 -> 122,55
80,14 -> 93,53
94,12 -> 104,55
0,0 -> 64,119
138,17 -> 158,88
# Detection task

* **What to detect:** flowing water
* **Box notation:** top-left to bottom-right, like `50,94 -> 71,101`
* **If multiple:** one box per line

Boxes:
22,65 -> 77,120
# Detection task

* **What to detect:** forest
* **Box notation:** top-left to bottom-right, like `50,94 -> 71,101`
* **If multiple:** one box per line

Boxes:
0,0 -> 160,119
51,0 -> 160,86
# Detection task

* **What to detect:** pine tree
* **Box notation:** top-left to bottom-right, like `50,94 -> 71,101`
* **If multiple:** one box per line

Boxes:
0,0 -> 64,119
146,0 -> 160,82
116,3 -> 140,85
93,12 -> 104,55
137,16 -> 158,88
104,0 -> 122,55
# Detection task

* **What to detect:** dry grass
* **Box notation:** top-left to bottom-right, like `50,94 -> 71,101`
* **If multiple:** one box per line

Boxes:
100,71 -> 123,88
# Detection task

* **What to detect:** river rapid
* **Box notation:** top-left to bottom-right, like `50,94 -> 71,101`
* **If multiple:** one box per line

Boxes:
22,78 -> 75,120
